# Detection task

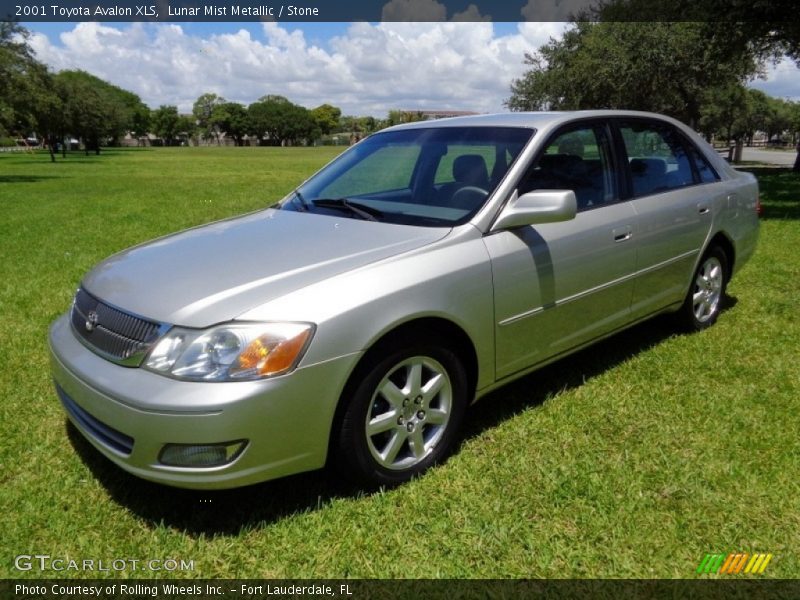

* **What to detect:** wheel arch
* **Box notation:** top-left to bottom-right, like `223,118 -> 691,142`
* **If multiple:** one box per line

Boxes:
325,316 -> 479,462
706,230 -> 736,280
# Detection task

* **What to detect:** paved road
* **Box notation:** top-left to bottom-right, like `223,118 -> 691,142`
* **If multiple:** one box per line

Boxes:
740,148 -> 797,166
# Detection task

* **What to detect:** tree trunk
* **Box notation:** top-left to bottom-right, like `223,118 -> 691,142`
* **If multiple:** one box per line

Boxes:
734,139 -> 744,163
48,139 -> 56,163
794,147 -> 800,172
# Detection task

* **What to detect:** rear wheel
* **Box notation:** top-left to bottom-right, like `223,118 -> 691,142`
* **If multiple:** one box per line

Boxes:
333,341 -> 467,486
677,246 -> 728,331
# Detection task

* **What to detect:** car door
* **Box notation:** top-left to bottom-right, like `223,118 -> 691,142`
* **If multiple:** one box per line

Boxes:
614,119 -> 718,319
484,121 -> 639,380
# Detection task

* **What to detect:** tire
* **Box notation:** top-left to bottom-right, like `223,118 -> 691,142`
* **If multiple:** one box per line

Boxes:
676,246 -> 729,331
333,340 -> 467,487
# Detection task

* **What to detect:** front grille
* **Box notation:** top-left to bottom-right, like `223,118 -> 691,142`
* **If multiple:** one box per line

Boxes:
71,287 -> 163,365
56,382 -> 135,455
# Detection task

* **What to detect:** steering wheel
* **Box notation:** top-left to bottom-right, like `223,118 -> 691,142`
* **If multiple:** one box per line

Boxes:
449,186 -> 489,209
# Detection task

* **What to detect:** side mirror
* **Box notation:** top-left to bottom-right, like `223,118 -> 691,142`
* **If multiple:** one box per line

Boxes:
491,189 -> 577,231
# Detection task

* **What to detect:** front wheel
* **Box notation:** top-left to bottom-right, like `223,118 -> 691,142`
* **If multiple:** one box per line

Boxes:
676,246 -> 728,331
333,342 -> 467,487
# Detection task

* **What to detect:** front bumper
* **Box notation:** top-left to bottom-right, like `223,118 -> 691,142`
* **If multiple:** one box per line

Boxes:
49,314 -> 360,489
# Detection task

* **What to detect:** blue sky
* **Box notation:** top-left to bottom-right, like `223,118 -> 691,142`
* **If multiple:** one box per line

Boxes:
23,21 -> 799,118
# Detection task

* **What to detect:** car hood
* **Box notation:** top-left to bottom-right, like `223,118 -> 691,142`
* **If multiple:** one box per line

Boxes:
82,209 -> 448,327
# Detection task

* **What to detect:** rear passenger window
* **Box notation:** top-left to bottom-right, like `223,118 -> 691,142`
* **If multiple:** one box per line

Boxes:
519,124 -> 617,210
619,121 -> 694,196
687,145 -> 720,184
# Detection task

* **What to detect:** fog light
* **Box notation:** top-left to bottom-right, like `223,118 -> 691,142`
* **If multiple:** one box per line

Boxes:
159,441 -> 247,467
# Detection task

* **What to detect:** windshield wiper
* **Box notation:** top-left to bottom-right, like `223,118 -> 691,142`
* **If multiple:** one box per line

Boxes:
312,198 -> 383,222
291,189 -> 310,212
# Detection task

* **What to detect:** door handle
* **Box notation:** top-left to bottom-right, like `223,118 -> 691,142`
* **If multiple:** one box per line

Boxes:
613,226 -> 632,242
698,203 -> 710,215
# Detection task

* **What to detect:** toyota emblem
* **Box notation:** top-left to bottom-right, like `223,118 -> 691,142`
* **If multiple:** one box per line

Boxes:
85,310 -> 99,332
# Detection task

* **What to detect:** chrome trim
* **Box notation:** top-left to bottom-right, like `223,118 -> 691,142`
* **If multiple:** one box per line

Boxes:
479,302 -> 684,401
70,287 -> 171,367
498,248 -> 699,327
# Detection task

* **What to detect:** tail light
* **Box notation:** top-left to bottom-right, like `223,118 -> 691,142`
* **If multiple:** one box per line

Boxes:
755,195 -> 762,217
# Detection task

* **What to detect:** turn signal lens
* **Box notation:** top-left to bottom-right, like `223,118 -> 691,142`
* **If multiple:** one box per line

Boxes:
230,326 -> 313,379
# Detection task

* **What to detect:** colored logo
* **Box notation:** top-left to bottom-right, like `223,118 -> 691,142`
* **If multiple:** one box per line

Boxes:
697,553 -> 773,575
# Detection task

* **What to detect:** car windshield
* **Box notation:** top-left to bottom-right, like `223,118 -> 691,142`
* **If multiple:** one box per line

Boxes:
281,126 -> 534,226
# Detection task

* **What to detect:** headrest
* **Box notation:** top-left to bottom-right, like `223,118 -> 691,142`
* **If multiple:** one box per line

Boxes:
630,158 -> 667,177
453,154 -> 489,186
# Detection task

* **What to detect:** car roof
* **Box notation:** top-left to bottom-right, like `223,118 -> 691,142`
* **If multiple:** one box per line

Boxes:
383,110 -> 688,131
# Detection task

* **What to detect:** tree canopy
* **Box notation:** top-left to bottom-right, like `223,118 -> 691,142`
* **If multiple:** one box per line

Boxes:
506,12 -> 800,169
1,22 -> 55,141
507,22 -> 758,128
247,96 -> 319,146
150,105 -> 180,146
594,0 -> 800,63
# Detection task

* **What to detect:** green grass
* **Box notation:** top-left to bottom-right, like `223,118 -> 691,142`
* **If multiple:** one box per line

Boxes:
1,148 -> 798,579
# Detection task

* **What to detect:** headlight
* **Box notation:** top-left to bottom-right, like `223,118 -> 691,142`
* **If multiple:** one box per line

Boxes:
144,322 -> 314,381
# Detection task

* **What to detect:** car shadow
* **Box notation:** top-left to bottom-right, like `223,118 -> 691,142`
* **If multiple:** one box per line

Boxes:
66,422 -> 364,536
0,175 -> 63,184
462,297 -> 735,439
65,296 -> 737,537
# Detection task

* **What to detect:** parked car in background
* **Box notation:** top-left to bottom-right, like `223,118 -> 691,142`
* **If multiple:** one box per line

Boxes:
50,111 -> 759,489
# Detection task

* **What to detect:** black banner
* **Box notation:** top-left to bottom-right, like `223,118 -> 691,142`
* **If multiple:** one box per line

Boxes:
6,0 -> 797,22
5,579 -> 800,600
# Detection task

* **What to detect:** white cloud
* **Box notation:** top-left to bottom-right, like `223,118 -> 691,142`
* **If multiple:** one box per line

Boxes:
452,4 -> 492,22
24,20 -> 799,120
521,0 -> 598,21
750,59 -> 800,101
26,22 -> 563,116
381,0 -> 447,22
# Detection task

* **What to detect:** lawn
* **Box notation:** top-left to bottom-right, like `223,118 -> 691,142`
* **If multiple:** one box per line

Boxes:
1,148 -> 798,579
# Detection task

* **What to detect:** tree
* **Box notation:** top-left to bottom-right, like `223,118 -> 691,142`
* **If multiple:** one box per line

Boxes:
764,96 -> 792,143
385,110 -> 427,127
248,96 -> 318,146
55,71 -> 108,155
0,21 -> 63,160
698,83 -> 748,143
150,105 -> 179,145
310,103 -> 342,135
281,103 -> 319,145
192,92 -> 225,144
359,116 -> 378,134
259,94 -> 291,105
31,67 -> 65,161
129,103 -> 150,144
176,114 -> 196,145
593,0 -> 800,165
53,70 -> 148,154
3,23 -> 150,160
595,1 -> 800,63
247,98 -> 280,145
211,102 -> 249,146
736,89 -> 774,145
0,22 -> 39,137
507,22 -> 758,129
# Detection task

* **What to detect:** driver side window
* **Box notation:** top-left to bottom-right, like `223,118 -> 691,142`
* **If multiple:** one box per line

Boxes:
520,124 -> 617,210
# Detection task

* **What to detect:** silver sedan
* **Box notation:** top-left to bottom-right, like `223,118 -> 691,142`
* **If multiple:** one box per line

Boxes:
49,111 -> 759,488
